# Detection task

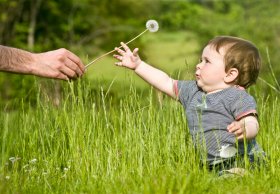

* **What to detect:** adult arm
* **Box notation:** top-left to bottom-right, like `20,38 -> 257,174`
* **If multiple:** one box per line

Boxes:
0,45 -> 85,80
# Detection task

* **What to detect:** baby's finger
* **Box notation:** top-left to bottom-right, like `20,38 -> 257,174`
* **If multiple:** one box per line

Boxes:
115,62 -> 123,66
228,127 -> 237,133
120,42 -> 130,52
227,122 -> 236,132
133,48 -> 139,57
227,124 -> 234,130
113,54 -> 123,61
237,134 -> 244,140
230,125 -> 242,133
234,129 -> 242,135
115,47 -> 125,55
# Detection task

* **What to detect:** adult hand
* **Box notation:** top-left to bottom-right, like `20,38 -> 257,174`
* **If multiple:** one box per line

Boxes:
32,48 -> 85,80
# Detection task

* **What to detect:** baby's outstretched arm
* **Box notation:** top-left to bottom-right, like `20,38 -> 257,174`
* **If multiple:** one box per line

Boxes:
114,42 -> 176,99
227,115 -> 259,140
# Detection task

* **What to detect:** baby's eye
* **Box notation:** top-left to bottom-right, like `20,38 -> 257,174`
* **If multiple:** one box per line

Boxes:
199,58 -> 210,63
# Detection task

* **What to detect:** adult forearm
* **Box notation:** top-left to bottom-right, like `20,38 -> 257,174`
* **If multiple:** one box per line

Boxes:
135,61 -> 176,98
0,45 -> 33,74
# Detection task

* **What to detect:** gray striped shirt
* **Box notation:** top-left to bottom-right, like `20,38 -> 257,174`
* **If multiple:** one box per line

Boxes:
175,80 -> 262,162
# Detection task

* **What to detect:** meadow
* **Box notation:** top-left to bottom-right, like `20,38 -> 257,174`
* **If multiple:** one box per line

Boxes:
1,32 -> 280,193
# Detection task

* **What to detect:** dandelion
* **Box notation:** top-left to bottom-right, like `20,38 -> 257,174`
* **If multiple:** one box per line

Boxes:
86,19 -> 159,68
146,20 -> 159,32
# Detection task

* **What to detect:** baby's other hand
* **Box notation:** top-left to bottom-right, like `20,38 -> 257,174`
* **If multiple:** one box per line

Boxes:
227,120 -> 245,140
114,42 -> 142,70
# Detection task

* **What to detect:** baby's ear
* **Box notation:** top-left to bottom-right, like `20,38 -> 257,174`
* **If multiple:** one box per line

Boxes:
224,68 -> 239,83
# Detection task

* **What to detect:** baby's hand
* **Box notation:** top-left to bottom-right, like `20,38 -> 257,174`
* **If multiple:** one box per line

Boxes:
114,42 -> 142,70
227,120 -> 245,140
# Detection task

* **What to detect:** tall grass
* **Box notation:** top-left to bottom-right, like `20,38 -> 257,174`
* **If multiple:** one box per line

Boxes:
0,78 -> 280,194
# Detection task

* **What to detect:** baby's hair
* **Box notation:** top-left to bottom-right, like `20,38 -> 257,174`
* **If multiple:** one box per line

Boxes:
207,36 -> 261,88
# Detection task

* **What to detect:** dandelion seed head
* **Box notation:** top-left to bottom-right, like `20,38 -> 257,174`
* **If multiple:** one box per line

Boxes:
146,20 -> 159,33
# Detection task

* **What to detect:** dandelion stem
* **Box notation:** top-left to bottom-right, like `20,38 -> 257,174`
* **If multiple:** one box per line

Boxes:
124,29 -> 148,45
86,29 -> 148,69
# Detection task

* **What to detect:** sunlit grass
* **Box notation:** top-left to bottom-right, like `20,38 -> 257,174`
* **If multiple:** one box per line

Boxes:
0,77 -> 280,193
1,31 -> 280,193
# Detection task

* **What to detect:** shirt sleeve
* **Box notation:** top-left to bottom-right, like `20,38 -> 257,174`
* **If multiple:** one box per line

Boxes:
230,90 -> 258,120
174,80 -> 198,107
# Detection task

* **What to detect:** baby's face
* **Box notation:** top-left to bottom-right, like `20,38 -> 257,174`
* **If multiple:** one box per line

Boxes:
195,45 -> 229,93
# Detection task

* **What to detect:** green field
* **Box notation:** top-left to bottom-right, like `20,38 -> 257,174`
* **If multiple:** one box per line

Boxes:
85,31 -> 199,89
1,32 -> 280,193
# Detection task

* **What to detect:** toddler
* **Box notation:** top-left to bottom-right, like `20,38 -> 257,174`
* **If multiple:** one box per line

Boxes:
114,36 -> 265,171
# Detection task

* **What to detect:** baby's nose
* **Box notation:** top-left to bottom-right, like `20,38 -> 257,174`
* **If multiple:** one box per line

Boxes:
196,63 -> 202,70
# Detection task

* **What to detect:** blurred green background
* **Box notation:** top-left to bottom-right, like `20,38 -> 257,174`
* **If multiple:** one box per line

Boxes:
1,0 -> 279,108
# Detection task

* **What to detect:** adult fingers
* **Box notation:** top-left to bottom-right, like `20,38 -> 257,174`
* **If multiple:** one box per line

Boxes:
68,55 -> 86,76
53,48 -> 84,78
61,49 -> 85,73
56,73 -> 70,81
64,57 -> 84,77
59,58 -> 79,79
